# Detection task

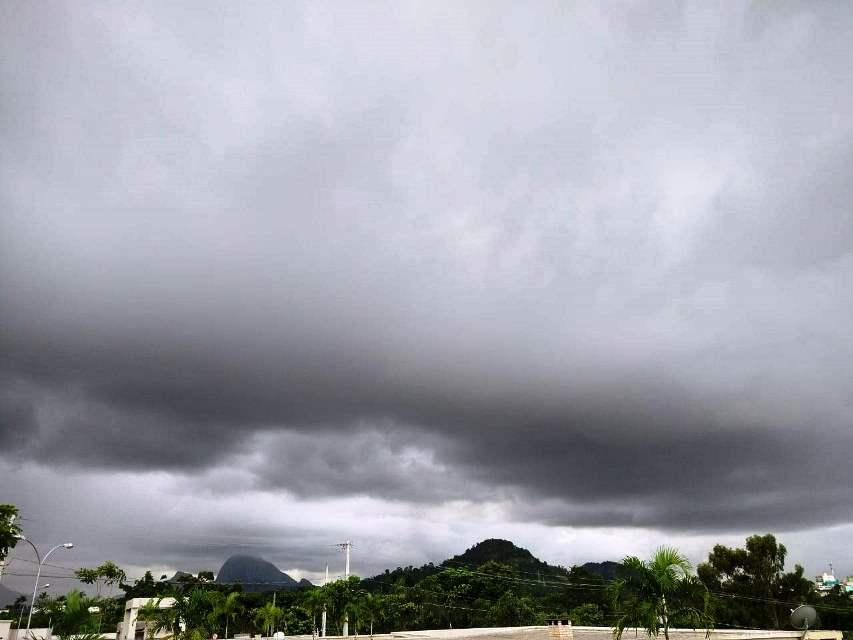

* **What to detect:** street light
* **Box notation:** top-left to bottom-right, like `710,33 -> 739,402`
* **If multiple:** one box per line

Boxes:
14,535 -> 73,640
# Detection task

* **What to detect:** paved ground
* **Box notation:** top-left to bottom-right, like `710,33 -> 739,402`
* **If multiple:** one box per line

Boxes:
392,628 -> 548,640
299,626 -> 842,640
292,628 -> 548,640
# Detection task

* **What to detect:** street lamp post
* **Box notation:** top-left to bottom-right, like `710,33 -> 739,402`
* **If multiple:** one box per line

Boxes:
14,535 -> 73,640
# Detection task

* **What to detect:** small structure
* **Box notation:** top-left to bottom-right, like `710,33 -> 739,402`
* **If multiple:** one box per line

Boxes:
5,628 -> 53,640
815,569 -> 839,594
546,619 -> 573,640
117,597 -> 176,640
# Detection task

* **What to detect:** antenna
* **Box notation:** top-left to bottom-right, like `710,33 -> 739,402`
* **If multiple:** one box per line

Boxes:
790,605 -> 818,632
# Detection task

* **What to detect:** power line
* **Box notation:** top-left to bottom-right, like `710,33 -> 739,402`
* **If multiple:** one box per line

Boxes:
709,590 -> 853,614
5,556 -> 78,573
421,601 -> 490,613
0,572 -> 83,580
361,575 -> 496,605
437,565 -> 607,590
441,559 -> 578,582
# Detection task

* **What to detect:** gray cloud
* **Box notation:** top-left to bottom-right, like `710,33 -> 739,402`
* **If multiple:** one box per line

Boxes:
2,0 -> 853,569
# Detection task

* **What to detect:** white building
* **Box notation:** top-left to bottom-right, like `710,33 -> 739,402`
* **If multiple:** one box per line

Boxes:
118,597 -> 176,640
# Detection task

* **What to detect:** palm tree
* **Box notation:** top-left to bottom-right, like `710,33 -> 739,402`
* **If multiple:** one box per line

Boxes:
209,592 -> 243,639
324,576 -> 361,636
302,588 -> 328,638
253,602 -> 283,637
141,589 -> 214,640
345,595 -> 364,639
44,590 -> 100,640
610,546 -> 712,640
360,593 -> 383,639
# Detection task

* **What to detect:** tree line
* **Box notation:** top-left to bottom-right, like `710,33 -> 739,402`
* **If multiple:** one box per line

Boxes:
3,505 -> 852,639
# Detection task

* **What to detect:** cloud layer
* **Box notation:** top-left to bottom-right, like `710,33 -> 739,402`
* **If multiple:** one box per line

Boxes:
2,0 -> 853,583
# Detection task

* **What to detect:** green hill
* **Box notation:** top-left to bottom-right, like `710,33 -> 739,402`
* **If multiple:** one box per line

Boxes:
363,538 -> 611,629
445,538 -> 569,577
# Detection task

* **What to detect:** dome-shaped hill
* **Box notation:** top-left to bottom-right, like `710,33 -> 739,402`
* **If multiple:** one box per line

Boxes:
215,554 -> 303,592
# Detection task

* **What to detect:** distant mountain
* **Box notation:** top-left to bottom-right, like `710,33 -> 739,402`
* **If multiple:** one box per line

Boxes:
0,583 -> 23,607
215,555 -> 304,592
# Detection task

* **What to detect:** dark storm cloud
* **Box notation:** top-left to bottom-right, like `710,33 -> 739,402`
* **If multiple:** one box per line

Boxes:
2,0 -> 853,537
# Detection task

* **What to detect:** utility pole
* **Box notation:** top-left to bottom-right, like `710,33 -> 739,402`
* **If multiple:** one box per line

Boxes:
336,542 -> 352,638
344,541 -> 351,579
321,565 -> 328,638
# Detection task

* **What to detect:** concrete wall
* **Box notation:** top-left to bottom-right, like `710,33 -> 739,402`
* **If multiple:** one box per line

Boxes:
571,627 -> 842,640
6,628 -> 53,640
4,630 -> 115,640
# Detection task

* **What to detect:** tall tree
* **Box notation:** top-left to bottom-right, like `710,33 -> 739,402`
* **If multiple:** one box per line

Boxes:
76,561 -> 127,597
359,592 -> 383,639
697,534 -> 811,629
0,504 -> 21,562
610,547 -> 712,640
301,588 -> 328,637
324,576 -> 362,635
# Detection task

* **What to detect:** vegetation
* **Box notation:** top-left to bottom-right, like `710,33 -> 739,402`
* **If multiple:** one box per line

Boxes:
142,589 -> 216,640
253,601 -> 283,637
609,547 -> 712,640
697,534 -> 813,630
208,590 -> 244,639
76,561 -> 128,598
0,504 -> 21,562
42,590 -> 101,640
2,504 -> 851,639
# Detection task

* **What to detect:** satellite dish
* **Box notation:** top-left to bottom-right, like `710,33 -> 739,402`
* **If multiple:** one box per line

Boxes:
790,605 -> 818,630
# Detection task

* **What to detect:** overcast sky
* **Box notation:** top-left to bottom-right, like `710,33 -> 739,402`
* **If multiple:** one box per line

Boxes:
2,0 -> 853,596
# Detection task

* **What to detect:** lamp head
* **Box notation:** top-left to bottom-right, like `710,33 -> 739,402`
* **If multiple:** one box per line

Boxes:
14,534 -> 26,540
62,543 -> 73,549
